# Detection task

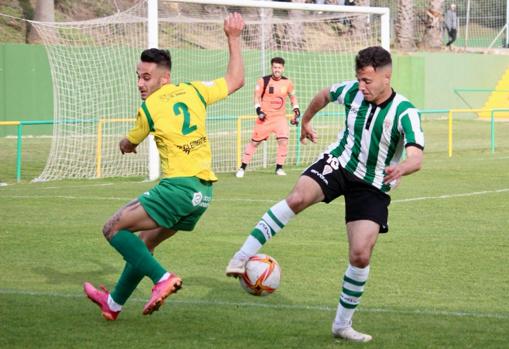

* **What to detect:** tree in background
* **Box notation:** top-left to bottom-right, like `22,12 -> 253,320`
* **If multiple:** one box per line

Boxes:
394,0 -> 415,50
27,0 -> 54,43
419,0 -> 444,49
349,0 -> 370,43
287,0 -> 306,50
14,0 -> 34,43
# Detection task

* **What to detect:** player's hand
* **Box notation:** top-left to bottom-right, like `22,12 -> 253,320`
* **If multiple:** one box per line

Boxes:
290,108 -> 300,126
224,12 -> 244,38
256,107 -> 266,121
383,164 -> 403,185
300,121 -> 317,144
119,138 -> 137,154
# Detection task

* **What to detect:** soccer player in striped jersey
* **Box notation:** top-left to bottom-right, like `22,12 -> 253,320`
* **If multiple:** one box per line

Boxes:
83,13 -> 245,321
226,46 -> 424,342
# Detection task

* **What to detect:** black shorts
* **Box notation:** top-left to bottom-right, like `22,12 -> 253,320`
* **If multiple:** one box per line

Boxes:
302,153 -> 391,233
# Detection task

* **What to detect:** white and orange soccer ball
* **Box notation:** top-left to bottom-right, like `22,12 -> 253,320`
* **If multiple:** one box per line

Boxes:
239,254 -> 281,296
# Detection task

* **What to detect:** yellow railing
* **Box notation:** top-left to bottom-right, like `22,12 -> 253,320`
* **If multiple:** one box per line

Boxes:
447,108 -> 506,157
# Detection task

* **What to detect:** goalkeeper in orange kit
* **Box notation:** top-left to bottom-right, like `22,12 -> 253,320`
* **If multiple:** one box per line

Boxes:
236,57 -> 300,177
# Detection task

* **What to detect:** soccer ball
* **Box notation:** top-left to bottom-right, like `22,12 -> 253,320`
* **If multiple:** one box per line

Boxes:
239,254 -> 281,296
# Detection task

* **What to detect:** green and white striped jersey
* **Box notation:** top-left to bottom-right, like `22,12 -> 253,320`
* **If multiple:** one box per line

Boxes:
327,80 -> 424,193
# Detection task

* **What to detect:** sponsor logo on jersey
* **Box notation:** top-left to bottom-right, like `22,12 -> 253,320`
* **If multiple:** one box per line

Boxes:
160,90 -> 185,101
269,97 -> 284,110
384,118 -> 392,130
176,136 -> 208,154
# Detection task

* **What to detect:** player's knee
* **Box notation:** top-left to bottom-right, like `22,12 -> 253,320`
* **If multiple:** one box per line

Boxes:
102,221 -> 117,241
349,251 -> 370,268
277,140 -> 288,151
285,192 -> 307,213
139,231 -> 156,252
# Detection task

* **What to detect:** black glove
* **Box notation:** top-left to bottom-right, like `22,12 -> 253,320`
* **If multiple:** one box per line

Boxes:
290,107 -> 301,126
256,107 -> 266,121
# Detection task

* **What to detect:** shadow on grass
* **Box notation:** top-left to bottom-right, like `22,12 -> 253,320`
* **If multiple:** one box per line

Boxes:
32,259 -> 118,287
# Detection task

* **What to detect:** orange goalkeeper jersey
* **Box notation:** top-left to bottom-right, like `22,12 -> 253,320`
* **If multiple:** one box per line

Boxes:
255,76 -> 296,119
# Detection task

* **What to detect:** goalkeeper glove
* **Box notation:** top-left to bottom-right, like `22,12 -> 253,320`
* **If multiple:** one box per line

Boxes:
256,107 -> 266,121
290,107 -> 301,126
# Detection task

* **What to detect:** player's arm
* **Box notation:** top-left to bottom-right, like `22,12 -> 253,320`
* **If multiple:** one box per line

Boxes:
254,78 -> 266,121
289,83 -> 300,125
223,13 -> 244,95
300,87 -> 331,144
383,146 -> 423,184
120,109 -> 149,154
384,108 -> 424,184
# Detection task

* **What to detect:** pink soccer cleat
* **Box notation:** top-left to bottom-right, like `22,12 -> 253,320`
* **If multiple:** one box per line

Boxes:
142,274 -> 182,315
83,282 -> 120,321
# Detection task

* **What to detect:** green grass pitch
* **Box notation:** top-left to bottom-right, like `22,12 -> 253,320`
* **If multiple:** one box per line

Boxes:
1,121 -> 509,348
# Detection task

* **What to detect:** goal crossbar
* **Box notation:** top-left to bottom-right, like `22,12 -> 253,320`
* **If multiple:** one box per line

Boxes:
169,0 -> 390,50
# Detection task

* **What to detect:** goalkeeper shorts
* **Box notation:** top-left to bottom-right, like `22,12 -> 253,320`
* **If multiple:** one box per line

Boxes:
251,116 -> 289,142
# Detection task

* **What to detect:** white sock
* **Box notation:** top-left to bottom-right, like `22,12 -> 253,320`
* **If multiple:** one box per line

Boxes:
334,264 -> 370,329
157,272 -> 171,283
238,200 -> 295,258
107,294 -> 122,312
235,236 -> 260,260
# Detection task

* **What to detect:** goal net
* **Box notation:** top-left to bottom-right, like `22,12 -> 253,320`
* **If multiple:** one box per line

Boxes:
32,0 -> 389,181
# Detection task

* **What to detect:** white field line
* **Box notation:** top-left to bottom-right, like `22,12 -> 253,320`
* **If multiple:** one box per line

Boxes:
0,195 -> 278,202
38,183 -> 116,189
0,288 -> 507,320
0,182 -> 116,191
2,188 -> 509,204
391,188 -> 509,203
0,154 -> 508,189
423,155 -> 509,162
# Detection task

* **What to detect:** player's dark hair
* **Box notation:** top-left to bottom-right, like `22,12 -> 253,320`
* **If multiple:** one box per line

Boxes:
355,46 -> 391,71
140,48 -> 172,71
271,57 -> 285,66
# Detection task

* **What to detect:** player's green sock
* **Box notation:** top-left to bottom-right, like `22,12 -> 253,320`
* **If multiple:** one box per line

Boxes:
109,229 -> 166,284
111,262 -> 144,305
333,264 -> 370,328
238,200 -> 295,258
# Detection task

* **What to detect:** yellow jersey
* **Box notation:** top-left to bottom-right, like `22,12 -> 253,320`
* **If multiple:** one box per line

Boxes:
127,78 -> 228,181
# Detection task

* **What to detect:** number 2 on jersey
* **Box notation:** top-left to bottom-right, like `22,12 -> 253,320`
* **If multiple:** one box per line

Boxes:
173,102 -> 197,135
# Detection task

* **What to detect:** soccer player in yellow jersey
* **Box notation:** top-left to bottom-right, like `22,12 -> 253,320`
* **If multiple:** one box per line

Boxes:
83,13 -> 245,320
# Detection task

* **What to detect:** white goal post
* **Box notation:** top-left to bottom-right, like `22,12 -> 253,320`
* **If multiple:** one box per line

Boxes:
33,0 -> 389,181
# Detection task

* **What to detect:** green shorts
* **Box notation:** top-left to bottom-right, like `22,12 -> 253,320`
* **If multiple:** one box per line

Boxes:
138,177 -> 213,231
